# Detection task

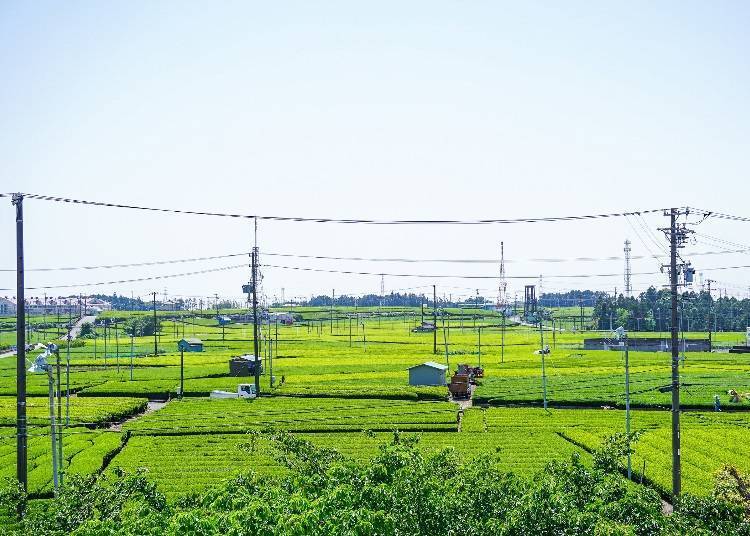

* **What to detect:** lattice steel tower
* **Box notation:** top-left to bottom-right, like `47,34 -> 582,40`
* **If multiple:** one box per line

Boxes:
497,242 -> 507,309
624,239 -> 633,297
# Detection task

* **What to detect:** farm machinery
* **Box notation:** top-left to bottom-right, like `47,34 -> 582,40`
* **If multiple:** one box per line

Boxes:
210,384 -> 257,399
448,364 -> 484,399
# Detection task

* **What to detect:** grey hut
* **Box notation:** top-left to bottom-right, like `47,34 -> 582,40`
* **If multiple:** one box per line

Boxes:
408,361 -> 448,386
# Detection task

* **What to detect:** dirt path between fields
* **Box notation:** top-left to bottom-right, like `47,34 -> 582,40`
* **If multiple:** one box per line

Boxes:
109,400 -> 168,432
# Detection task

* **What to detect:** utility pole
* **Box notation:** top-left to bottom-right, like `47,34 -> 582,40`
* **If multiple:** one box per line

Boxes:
330,289 -> 334,334
179,348 -> 184,398
622,329 -> 632,480
669,208 -> 681,498
659,207 -> 694,499
433,285 -> 437,354
13,193 -> 27,492
152,292 -> 158,356
252,243 -> 260,396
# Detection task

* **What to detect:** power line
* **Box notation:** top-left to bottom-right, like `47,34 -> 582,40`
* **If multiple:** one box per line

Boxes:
0,264 -> 247,291
6,192 -> 668,225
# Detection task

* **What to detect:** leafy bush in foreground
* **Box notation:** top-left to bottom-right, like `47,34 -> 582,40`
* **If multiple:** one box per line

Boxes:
2,432 -> 750,535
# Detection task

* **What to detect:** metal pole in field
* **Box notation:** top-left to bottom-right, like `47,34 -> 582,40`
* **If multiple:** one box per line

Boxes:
152,292 -> 158,356
115,320 -> 119,372
625,332 -> 631,480
668,208 -> 681,497
478,326 -> 481,367
130,332 -> 134,381
433,285 -> 437,354
179,348 -> 184,398
12,194 -> 27,491
46,366 -> 58,491
271,318 -> 277,387
501,313 -> 505,364
362,322 -> 366,351
330,289 -> 334,334
706,279 -> 713,351
65,330 -> 70,425
442,316 -> 449,369
539,318 -> 547,410
349,314 -> 352,347
56,345 -> 63,485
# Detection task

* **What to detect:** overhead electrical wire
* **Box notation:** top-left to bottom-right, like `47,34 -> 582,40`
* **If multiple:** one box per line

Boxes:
0,264 -> 247,291
3,246 -> 747,274
4,192 -> 669,225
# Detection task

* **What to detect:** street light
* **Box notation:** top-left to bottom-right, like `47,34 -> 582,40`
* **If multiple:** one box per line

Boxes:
28,344 -> 61,490
614,326 -> 632,480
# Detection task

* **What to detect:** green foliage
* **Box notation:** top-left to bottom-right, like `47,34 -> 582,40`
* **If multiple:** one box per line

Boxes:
122,316 -> 160,337
77,323 -> 94,338
4,433 -> 750,535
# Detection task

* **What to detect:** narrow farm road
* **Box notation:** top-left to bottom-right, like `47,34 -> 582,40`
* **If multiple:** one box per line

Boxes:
68,315 -> 97,339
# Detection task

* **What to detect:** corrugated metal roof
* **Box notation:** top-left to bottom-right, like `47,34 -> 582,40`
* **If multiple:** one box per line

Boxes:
180,338 -> 203,345
407,361 -> 448,371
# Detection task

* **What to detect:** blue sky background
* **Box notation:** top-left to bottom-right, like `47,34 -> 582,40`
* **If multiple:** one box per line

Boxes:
1,1 -> 748,302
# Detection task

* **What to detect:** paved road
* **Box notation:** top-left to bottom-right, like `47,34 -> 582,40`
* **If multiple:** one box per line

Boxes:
68,315 -> 97,339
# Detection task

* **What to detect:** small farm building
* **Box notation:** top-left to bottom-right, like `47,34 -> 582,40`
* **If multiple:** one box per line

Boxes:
408,361 -> 448,386
178,338 -> 204,352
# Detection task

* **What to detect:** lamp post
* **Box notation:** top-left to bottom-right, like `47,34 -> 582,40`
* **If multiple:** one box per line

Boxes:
28,344 -> 61,491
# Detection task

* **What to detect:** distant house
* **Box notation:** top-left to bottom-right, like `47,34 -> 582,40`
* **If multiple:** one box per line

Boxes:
178,338 -> 204,352
0,298 -> 16,316
408,361 -> 448,386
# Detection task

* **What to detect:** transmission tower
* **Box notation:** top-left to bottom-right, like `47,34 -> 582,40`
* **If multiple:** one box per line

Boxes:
624,239 -> 632,297
496,242 -> 507,309
380,275 -> 385,297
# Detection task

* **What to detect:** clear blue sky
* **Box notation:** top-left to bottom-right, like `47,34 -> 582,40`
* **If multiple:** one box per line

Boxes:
1,1 -> 749,302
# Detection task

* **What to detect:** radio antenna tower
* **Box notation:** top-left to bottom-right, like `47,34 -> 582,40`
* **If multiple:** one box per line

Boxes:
624,239 -> 633,297
496,242 -> 507,309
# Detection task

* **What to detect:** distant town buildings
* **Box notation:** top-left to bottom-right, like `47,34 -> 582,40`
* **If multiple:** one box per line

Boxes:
0,296 -> 113,316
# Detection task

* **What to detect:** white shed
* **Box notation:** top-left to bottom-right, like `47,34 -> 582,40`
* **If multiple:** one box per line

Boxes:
408,361 -> 448,386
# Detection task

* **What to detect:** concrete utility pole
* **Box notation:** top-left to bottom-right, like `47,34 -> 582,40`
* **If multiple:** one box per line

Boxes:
13,194 -> 27,491
706,279 -> 714,351
659,207 -> 694,499
669,208 -> 681,498
252,245 -> 260,396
